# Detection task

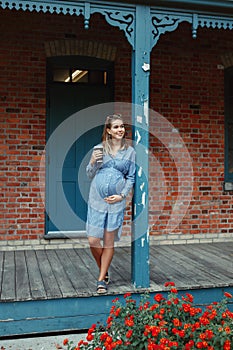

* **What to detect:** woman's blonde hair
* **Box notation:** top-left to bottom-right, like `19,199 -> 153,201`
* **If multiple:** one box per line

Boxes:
102,114 -> 127,154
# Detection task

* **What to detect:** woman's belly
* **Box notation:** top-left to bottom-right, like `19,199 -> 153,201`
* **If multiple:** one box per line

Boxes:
95,168 -> 125,198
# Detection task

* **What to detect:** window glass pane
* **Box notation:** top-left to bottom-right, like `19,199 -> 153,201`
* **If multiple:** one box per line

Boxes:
71,69 -> 88,83
51,66 -> 108,85
53,68 -> 70,82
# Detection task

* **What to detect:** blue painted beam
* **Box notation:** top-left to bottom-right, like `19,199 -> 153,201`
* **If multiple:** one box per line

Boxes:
107,0 -> 233,13
0,286 -> 232,337
131,5 -> 150,288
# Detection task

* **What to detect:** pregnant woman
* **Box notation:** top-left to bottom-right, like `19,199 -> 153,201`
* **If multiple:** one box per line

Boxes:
86,114 -> 136,294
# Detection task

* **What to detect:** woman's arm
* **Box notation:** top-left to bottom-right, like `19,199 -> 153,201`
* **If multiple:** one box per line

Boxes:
86,147 -> 103,179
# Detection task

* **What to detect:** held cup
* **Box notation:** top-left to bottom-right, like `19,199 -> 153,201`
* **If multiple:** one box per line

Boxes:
93,145 -> 103,164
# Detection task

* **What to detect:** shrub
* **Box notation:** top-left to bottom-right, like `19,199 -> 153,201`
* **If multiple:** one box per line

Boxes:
60,282 -> 233,349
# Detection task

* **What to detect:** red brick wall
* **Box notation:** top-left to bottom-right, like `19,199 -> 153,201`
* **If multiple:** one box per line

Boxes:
149,23 -> 232,237
0,9 -> 131,241
0,9 -> 232,241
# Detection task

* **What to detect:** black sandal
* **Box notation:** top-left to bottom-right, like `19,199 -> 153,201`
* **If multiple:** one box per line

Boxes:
97,280 -> 108,294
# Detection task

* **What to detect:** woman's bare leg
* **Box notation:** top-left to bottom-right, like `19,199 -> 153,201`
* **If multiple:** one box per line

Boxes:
88,237 -> 103,269
98,230 -> 116,282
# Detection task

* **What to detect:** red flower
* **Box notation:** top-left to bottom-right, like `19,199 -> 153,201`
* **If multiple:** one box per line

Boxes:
78,340 -> 85,346
104,335 -> 113,345
124,292 -> 131,298
223,340 -> 231,350
185,340 -> 194,349
86,333 -> 94,341
182,303 -> 191,312
110,305 -> 115,315
160,308 -> 165,315
172,297 -> 179,305
196,341 -> 205,348
164,281 -> 175,287
88,324 -> 96,335
63,338 -> 69,346
107,316 -> 113,325
200,317 -> 210,326
100,332 -> 108,341
112,297 -> 119,303
154,293 -> 164,302
125,315 -> 134,327
224,292 -> 233,299
150,303 -> 159,310
178,330 -> 185,338
205,330 -> 214,339
114,307 -> 121,317
225,326 -> 231,334
126,330 -> 133,338
171,288 -> 178,294
173,318 -> 182,327
182,293 -> 194,303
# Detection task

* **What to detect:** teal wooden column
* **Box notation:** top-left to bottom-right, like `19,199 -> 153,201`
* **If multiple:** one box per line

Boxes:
131,5 -> 151,288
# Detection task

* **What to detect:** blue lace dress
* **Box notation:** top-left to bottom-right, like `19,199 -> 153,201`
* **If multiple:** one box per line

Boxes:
86,144 -> 136,241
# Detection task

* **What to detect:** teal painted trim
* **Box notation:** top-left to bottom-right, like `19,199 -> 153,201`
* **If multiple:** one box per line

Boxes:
153,0 -> 233,11
0,0 -> 136,47
91,3 -> 136,47
150,8 -> 233,49
150,9 -> 193,48
0,0 -> 84,15
0,286 -> 232,336
101,0 -> 233,12
2,0 -> 233,49
131,5 -> 150,289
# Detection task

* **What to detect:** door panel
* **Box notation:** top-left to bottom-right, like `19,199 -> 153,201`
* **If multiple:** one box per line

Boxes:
46,83 -> 113,234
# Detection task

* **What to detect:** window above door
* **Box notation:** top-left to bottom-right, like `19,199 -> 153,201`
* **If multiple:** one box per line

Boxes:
53,67 -> 108,85
47,55 -> 114,86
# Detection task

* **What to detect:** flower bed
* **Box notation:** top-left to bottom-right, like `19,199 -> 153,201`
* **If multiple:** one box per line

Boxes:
60,282 -> 233,349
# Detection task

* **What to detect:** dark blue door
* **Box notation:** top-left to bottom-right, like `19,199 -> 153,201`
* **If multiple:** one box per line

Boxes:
46,60 -> 114,236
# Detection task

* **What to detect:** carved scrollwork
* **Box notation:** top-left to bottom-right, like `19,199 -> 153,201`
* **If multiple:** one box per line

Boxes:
151,14 -> 190,47
0,0 -> 84,14
103,11 -> 135,47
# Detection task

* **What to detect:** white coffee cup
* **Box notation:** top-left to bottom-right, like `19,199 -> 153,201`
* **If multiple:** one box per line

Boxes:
93,145 -> 103,164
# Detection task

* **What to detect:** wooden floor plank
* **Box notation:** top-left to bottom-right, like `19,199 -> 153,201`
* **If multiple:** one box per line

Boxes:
45,250 -> 78,298
159,245 -> 227,287
1,251 -> 16,301
150,248 -> 180,285
196,244 -> 233,272
212,242 -> 233,255
15,251 -> 31,301
0,242 -> 232,302
153,245 -> 222,288
35,250 -> 62,299
65,249 -> 97,293
109,247 -> 133,294
151,246 -> 202,287
25,250 -> 46,300
170,244 -> 233,285
56,249 -> 92,295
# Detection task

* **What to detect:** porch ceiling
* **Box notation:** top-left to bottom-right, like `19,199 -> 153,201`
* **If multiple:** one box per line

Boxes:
106,0 -> 233,15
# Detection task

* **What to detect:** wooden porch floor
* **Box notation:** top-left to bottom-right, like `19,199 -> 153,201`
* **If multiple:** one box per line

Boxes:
1,241 -> 233,302
0,241 -> 233,337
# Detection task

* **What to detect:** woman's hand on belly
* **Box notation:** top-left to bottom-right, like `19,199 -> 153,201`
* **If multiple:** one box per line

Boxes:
104,195 -> 123,204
